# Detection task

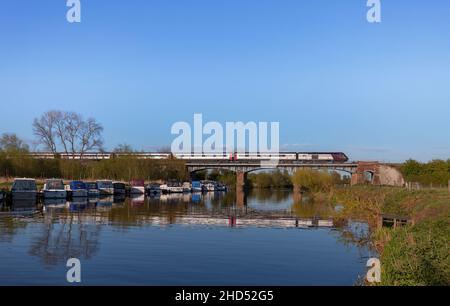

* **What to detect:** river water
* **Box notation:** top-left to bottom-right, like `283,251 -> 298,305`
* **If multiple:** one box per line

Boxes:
0,190 -> 374,285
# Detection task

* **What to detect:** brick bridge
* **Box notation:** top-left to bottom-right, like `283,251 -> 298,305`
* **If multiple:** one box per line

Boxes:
186,160 -> 405,190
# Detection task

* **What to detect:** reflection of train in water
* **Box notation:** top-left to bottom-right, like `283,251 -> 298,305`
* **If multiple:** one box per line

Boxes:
29,152 -> 349,163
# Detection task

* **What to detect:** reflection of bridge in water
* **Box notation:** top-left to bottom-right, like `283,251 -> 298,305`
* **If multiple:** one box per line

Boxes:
1,197 -> 334,229
0,184 -> 339,230
44,206 -> 334,229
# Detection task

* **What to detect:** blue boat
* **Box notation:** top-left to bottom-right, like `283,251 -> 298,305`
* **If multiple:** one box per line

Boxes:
86,182 -> 100,197
191,181 -> 202,192
70,181 -> 88,197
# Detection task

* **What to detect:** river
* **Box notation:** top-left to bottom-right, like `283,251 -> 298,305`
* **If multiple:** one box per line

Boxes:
0,190 -> 374,285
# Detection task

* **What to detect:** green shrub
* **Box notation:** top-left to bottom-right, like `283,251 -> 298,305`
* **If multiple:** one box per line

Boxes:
291,169 -> 334,193
380,216 -> 450,286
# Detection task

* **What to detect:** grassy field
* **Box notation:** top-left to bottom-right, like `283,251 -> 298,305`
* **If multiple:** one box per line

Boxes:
333,186 -> 450,286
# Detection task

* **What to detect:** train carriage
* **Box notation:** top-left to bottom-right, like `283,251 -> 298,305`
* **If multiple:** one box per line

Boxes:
26,151 -> 348,163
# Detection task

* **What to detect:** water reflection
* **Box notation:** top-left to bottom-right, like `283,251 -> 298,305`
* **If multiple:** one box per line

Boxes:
0,190 -> 375,285
28,213 -> 101,266
12,191 -> 339,230
0,191 -> 353,233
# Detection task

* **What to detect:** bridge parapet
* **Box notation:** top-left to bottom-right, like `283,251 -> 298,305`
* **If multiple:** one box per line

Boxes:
351,161 -> 404,186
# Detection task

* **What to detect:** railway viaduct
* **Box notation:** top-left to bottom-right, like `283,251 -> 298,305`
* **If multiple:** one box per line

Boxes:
186,160 -> 405,189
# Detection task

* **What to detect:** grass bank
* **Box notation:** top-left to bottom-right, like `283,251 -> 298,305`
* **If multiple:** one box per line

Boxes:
333,186 -> 450,286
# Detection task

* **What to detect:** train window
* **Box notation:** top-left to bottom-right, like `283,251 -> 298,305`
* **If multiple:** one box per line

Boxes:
312,154 -> 319,160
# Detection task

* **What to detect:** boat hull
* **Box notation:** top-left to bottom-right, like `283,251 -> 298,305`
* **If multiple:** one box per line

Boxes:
71,189 -> 88,197
88,189 -> 100,197
170,187 -> 184,193
130,186 -> 145,194
44,190 -> 67,199
12,191 -> 37,201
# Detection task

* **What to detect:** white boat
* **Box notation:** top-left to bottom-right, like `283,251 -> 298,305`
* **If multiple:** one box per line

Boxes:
182,182 -> 192,193
160,182 -> 183,193
11,178 -> 37,201
169,186 -> 184,193
204,182 -> 216,192
97,180 -> 114,195
43,179 -> 67,199
130,179 -> 145,194
159,184 -> 168,193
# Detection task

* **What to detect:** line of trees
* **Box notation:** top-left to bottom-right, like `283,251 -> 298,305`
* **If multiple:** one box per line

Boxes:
401,159 -> 450,186
0,154 -> 187,182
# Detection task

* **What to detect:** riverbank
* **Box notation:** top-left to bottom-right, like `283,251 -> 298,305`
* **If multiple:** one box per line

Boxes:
333,186 -> 450,285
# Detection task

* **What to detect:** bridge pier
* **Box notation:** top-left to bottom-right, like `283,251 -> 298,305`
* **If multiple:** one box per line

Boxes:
236,171 -> 247,191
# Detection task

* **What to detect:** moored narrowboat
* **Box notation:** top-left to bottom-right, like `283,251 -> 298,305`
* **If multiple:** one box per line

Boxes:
97,180 -> 114,196
11,178 -> 37,201
113,182 -> 126,195
69,181 -> 88,197
86,182 -> 100,197
43,179 -> 67,199
130,179 -> 145,194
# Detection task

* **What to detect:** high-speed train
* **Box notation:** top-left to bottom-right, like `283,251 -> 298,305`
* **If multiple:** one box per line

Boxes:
29,152 -> 349,163
173,152 -> 348,163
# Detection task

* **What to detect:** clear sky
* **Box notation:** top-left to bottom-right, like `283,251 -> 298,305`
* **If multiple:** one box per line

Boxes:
1,0 -> 449,162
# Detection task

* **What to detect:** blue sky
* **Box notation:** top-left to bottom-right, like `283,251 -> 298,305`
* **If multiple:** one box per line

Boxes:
1,0 -> 449,162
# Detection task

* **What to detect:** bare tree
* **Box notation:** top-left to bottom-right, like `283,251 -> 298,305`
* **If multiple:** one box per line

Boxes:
32,111 -> 58,153
33,110 -> 104,157
54,111 -> 71,155
79,117 -> 104,158
0,133 -> 29,153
